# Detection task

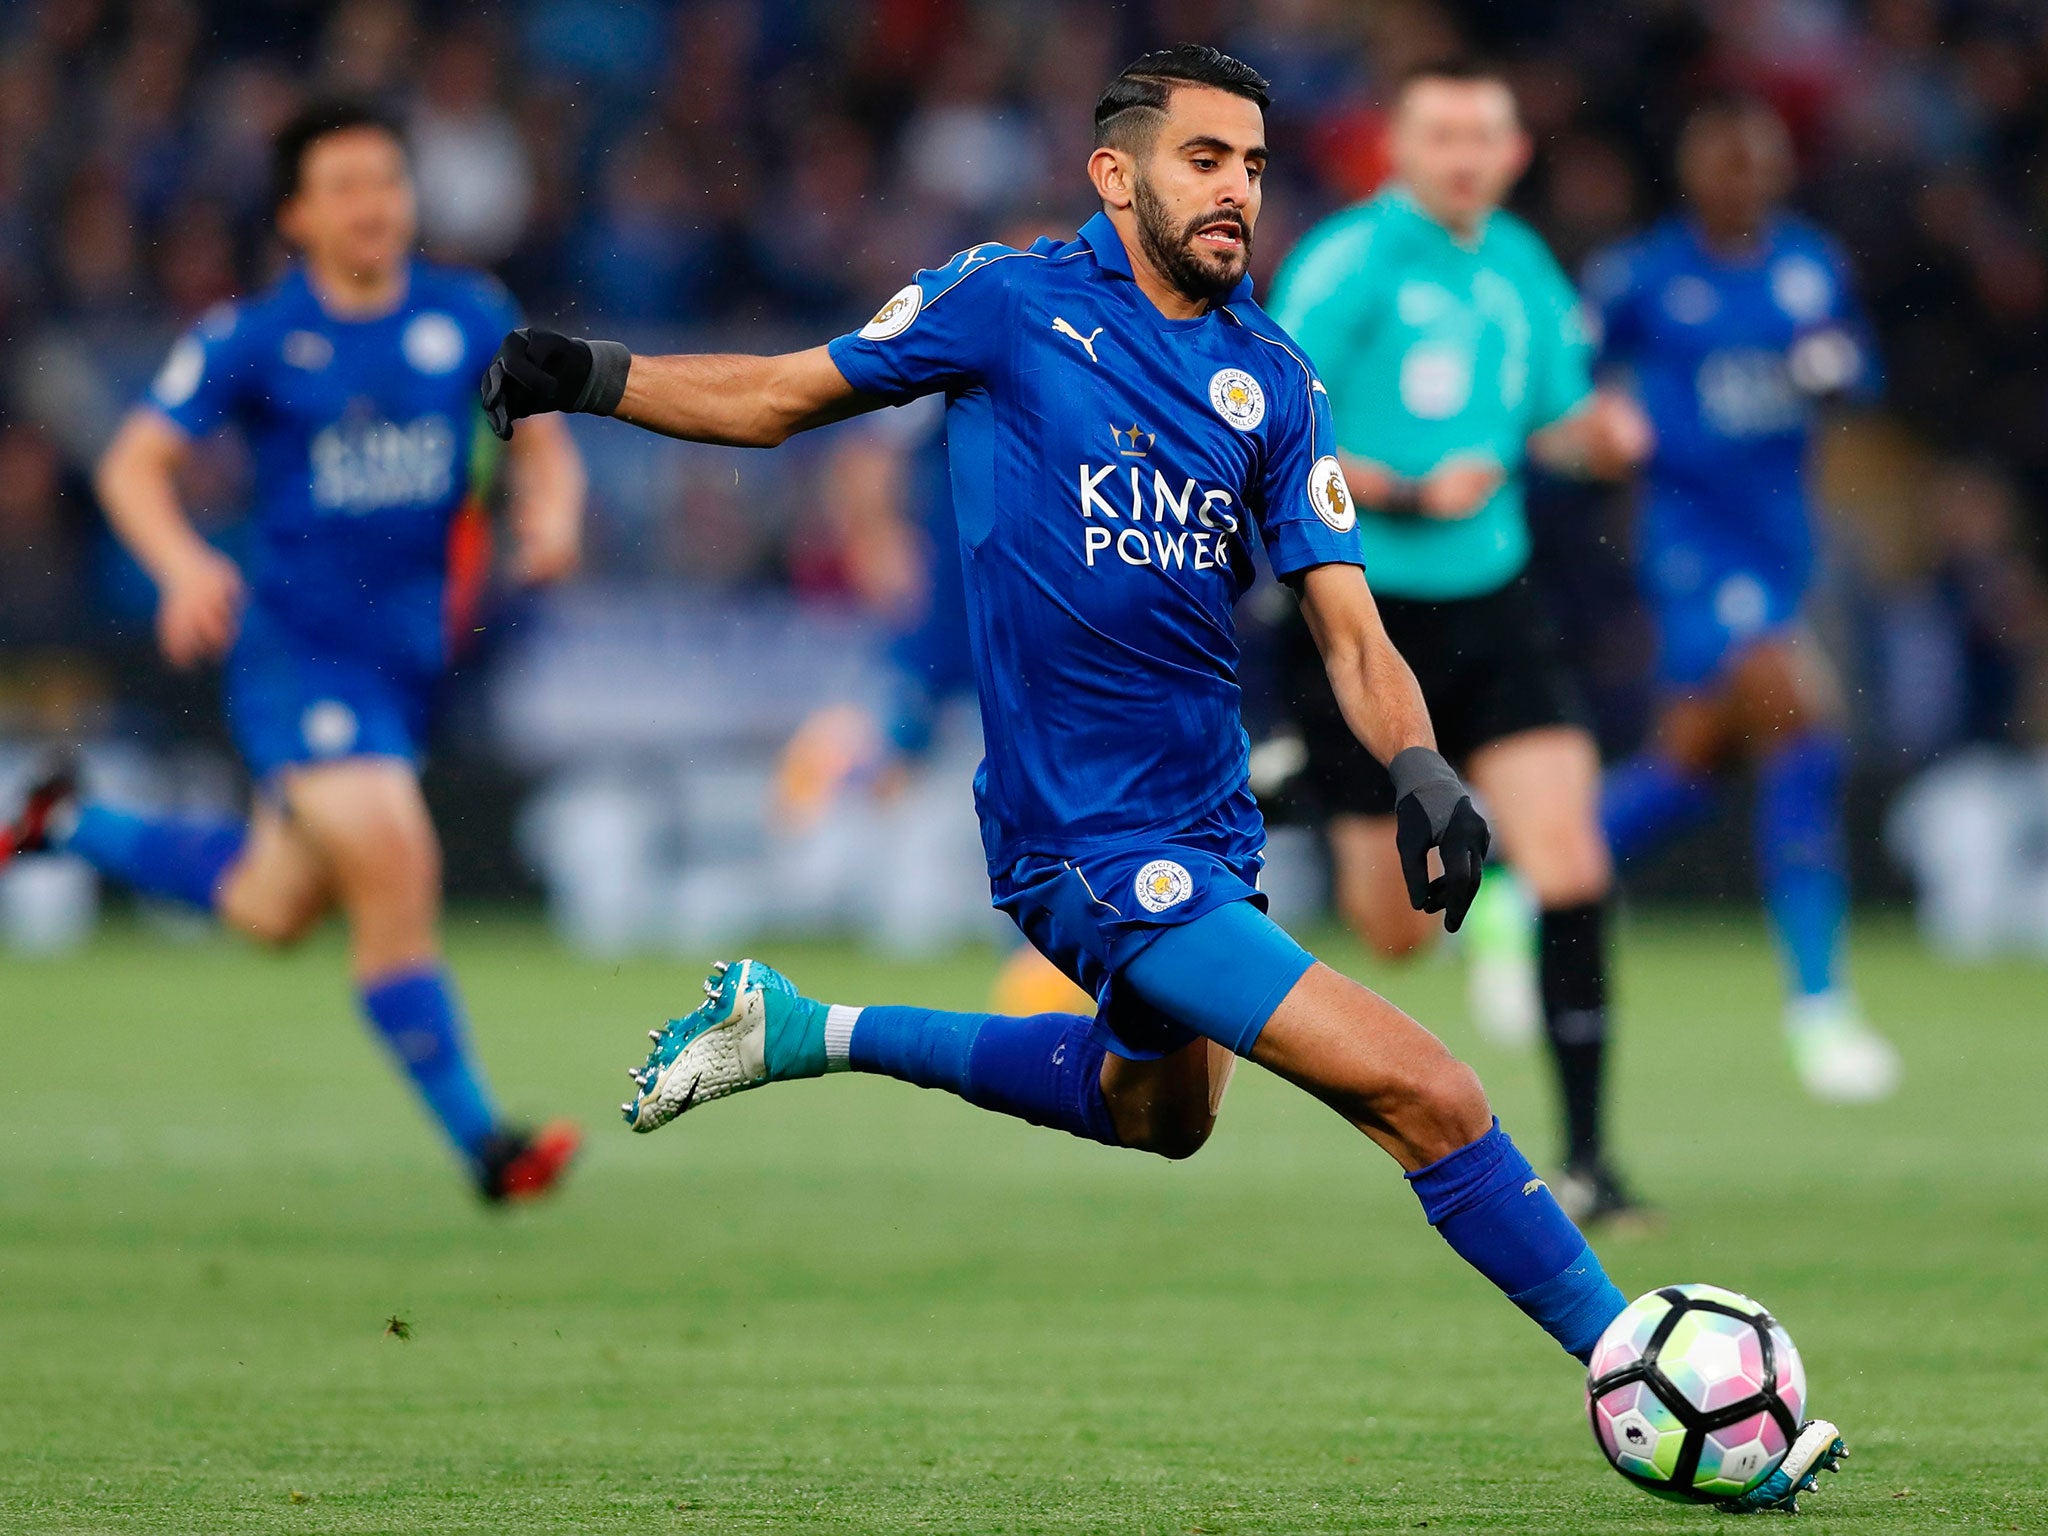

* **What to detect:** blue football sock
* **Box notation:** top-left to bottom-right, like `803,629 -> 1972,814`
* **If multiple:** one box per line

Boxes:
846,1006 -> 1119,1146
1601,754 -> 1716,865
1757,734 -> 1849,998
60,803 -> 245,912
1407,1119 -> 1628,1361
358,967 -> 499,1164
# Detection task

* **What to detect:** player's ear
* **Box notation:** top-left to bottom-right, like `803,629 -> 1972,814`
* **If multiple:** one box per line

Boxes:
1088,146 -> 1136,211
1507,127 -> 1534,183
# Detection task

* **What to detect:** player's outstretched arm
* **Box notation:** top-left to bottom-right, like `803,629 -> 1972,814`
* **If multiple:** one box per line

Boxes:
1296,562 -> 1490,929
501,413 -> 587,584
94,410 -> 245,669
482,329 -> 876,448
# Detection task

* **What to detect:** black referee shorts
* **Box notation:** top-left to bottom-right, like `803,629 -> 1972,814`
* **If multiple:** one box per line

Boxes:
1275,574 -> 1584,819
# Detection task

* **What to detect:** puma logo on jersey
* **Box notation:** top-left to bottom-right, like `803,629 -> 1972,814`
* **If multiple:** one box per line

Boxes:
1052,317 -> 1105,363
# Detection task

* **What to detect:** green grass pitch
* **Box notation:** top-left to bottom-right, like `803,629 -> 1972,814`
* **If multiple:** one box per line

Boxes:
1,911 -> 2042,1533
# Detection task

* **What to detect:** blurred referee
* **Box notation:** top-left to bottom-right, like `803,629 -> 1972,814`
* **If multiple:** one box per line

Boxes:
1267,62 -> 1651,1222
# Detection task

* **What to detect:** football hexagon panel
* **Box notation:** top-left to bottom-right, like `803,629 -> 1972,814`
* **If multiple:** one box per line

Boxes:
1657,1307 -> 1772,1416
1592,1379 -> 1686,1483
1692,1409 -> 1792,1497
1587,1290 -> 1673,1379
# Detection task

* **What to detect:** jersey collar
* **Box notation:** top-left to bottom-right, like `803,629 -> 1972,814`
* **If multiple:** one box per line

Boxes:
1679,213 -> 1783,269
1078,211 -> 1255,307
286,259 -> 417,324
1382,183 -> 1492,253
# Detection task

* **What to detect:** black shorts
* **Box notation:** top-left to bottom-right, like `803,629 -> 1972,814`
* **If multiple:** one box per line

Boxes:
1276,575 -> 1582,819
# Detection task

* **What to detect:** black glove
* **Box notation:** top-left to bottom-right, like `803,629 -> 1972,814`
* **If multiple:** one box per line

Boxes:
481,328 -> 631,440
1389,745 -> 1490,933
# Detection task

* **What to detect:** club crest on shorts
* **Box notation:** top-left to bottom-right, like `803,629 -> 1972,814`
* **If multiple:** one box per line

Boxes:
1308,454 -> 1355,532
302,699 -> 359,756
1133,859 -> 1195,913
860,284 -> 923,340
1208,368 -> 1265,431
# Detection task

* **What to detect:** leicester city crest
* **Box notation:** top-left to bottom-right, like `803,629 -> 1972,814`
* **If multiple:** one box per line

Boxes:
1133,859 -> 1195,913
1208,367 -> 1266,431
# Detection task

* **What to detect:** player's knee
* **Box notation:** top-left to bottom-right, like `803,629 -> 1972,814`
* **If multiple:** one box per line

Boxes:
236,900 -> 318,949
1521,841 -> 1612,910
330,806 -> 439,898
1379,1053 -> 1491,1164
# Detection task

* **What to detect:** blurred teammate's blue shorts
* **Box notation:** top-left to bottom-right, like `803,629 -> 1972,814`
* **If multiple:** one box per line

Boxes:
1649,565 -> 1804,689
225,607 -> 437,783
988,784 -> 1314,1060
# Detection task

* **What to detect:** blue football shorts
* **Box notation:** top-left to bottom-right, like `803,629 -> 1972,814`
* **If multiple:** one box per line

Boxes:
1648,562 -> 1805,689
988,783 -> 1316,1060
225,607 -> 437,783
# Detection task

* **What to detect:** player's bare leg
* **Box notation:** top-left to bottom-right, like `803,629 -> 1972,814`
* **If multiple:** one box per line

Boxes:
1099,1038 -> 1238,1159
283,759 -> 442,980
1466,726 -> 1648,1223
1247,961 -> 1626,1358
1466,728 -> 1609,908
1249,961 -> 1489,1167
285,758 -> 579,1200
1624,634 -> 1899,1101
213,801 -> 334,948
1326,813 -> 1438,959
1726,636 -> 1898,1098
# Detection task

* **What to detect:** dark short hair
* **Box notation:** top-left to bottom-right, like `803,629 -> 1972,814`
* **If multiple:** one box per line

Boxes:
272,98 -> 407,208
1680,90 -> 1789,140
1397,58 -> 1511,96
1094,44 -> 1271,151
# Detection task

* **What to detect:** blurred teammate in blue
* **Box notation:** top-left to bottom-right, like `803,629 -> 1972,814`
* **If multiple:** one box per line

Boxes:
774,396 -> 1093,1011
1588,97 -> 1900,1101
477,45 -> 1843,1500
0,102 -> 588,1200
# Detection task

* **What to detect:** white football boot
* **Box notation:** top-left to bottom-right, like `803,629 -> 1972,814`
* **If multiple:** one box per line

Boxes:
1786,992 -> 1902,1103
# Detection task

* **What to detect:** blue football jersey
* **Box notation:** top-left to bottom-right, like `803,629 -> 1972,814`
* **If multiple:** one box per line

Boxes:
146,261 -> 519,676
1586,215 -> 1875,587
829,213 -> 1362,864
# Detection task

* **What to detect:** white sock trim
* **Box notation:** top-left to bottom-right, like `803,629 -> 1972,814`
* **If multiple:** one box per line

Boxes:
824,1004 -> 860,1071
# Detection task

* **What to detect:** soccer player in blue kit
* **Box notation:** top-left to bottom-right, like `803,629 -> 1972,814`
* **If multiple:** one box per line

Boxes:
0,103 -> 586,1201
482,48 -> 1842,1500
1587,97 -> 1900,1103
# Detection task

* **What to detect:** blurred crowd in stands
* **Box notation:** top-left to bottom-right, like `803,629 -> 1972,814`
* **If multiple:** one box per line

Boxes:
3,0 -> 2047,781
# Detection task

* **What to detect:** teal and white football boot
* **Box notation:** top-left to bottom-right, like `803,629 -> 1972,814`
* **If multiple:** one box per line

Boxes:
1716,1419 -> 1848,1514
622,959 -> 834,1132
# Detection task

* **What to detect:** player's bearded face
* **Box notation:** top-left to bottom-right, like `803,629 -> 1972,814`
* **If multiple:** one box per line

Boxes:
1131,168 -> 1254,303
